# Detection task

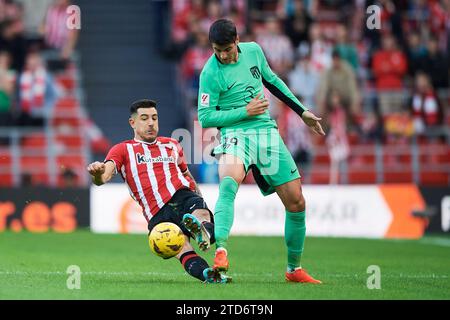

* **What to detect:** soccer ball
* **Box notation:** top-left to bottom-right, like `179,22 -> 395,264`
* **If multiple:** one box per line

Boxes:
148,222 -> 185,259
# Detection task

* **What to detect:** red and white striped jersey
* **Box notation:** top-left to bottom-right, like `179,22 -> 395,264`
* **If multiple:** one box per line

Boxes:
105,137 -> 195,222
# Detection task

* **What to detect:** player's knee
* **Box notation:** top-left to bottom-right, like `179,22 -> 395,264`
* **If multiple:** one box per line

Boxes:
286,196 -> 305,213
193,209 -> 210,222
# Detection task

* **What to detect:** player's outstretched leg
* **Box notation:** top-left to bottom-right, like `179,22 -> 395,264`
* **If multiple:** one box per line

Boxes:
203,267 -> 232,284
182,212 -> 214,251
177,248 -> 231,284
276,179 -> 321,284
212,176 -> 239,271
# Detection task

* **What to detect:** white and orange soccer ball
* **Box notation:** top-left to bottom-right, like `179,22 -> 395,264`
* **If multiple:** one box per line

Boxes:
148,222 -> 185,259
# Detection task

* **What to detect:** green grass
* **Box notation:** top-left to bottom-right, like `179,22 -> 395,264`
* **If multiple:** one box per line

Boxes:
0,230 -> 449,299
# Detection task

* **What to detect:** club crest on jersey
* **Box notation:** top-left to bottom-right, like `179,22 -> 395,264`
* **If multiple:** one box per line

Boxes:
250,66 -> 261,79
136,153 -> 175,165
200,93 -> 210,106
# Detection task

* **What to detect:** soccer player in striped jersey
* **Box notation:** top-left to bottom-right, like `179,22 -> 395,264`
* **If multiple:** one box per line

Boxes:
198,19 -> 324,283
87,99 -> 230,284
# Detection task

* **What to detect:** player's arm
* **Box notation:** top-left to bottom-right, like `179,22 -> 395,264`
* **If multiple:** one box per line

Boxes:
176,141 -> 203,196
257,44 -> 325,135
87,161 -> 116,186
197,71 -> 249,128
257,43 -> 308,116
182,169 -> 203,197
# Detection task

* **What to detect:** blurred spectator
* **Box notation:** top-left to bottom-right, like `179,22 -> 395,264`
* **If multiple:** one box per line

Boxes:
365,0 -> 403,47
222,0 -> 247,34
371,33 -> 408,115
334,23 -> 359,72
325,90 -> 350,184
287,52 -> 319,110
39,0 -> 79,60
60,167 -> 77,187
358,106 -> 385,143
16,0 -> 54,39
404,31 -> 427,78
276,0 -> 318,19
384,110 -> 414,144
0,17 -> 27,72
199,0 -> 223,34
171,0 -> 207,44
418,36 -> 449,90
256,16 -> 294,78
281,105 -> 314,180
283,0 -> 313,49
409,72 -> 444,136
0,51 -> 16,127
180,30 -> 213,92
17,50 -> 57,126
317,48 -> 360,119
303,22 -> 332,73
20,171 -> 33,186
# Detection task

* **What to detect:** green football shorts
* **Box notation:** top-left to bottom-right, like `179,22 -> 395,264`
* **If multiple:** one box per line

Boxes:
212,127 -> 301,196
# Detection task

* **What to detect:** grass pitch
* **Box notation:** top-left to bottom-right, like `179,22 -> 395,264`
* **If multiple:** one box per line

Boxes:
0,230 -> 449,300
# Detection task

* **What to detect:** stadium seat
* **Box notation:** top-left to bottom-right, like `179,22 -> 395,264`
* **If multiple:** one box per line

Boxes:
55,135 -> 84,149
20,155 -> 49,185
21,134 -> 47,148
383,170 -> 413,183
348,171 -> 377,184
56,155 -> 85,166
419,172 -> 450,186
0,173 -> 13,186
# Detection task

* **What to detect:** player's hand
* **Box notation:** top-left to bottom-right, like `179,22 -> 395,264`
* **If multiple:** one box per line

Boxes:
301,110 -> 325,136
246,93 -> 269,116
87,161 -> 106,177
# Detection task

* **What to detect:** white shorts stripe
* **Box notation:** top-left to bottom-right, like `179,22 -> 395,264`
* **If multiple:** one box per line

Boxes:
142,144 -> 164,209
127,144 -> 151,220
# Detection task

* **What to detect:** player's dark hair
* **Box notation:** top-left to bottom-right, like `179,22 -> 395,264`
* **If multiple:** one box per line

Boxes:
209,19 -> 237,45
130,99 -> 157,115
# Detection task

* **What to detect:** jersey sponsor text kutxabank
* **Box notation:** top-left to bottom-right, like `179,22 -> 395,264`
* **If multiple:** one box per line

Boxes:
105,137 -> 194,221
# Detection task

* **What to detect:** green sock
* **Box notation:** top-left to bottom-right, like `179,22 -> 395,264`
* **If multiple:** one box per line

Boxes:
214,176 -> 239,249
285,210 -> 306,272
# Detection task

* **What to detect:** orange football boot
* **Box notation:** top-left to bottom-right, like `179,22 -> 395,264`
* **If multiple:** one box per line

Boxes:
213,248 -> 229,272
285,268 -> 322,284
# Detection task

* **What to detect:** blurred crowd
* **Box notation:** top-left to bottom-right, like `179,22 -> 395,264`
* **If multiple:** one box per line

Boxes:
0,0 -> 78,128
166,0 -> 450,181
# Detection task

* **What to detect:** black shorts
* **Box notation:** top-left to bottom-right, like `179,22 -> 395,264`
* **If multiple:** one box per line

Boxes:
147,188 -> 213,238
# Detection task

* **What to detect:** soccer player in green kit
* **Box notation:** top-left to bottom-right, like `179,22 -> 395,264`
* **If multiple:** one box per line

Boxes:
185,19 -> 325,283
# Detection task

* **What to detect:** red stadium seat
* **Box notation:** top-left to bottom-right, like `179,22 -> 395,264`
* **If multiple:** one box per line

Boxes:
348,171 -> 377,184
0,173 -> 13,186
21,134 -> 47,148
55,135 -> 84,148
56,155 -> 86,169
419,172 -> 450,186
383,170 -> 413,183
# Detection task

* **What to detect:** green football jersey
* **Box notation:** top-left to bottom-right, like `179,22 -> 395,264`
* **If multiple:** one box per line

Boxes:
198,42 -> 308,131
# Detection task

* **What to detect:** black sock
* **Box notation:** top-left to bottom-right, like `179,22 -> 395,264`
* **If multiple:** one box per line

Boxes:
179,251 -> 209,282
202,221 -> 216,244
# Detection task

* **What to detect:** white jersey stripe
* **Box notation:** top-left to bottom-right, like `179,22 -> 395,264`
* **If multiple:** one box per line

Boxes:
127,144 -> 151,220
158,145 -> 177,196
168,142 -> 190,188
142,144 -> 164,209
